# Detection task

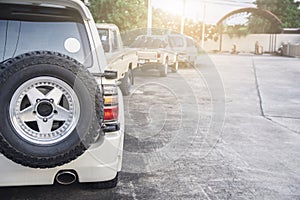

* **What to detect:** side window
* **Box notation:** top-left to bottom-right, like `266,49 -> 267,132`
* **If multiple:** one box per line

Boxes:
112,30 -> 118,51
98,29 -> 110,52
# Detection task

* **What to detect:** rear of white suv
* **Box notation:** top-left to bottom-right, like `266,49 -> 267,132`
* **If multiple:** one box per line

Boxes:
0,0 -> 124,188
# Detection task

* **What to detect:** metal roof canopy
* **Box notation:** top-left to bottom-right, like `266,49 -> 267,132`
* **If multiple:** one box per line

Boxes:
217,7 -> 283,34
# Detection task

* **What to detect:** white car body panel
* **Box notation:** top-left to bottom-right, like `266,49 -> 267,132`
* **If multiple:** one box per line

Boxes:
96,23 -> 138,80
0,87 -> 124,187
0,0 -> 124,187
168,34 -> 198,64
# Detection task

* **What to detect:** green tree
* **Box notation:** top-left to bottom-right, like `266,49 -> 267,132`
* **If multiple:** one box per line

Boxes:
248,0 -> 300,33
89,1 -> 217,42
152,8 -> 213,42
89,0 -> 148,31
226,25 -> 248,38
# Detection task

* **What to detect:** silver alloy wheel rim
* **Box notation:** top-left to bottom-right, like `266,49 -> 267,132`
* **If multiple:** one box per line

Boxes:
9,76 -> 80,145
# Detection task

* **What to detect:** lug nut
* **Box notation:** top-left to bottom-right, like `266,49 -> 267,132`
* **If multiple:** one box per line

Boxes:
43,118 -> 47,122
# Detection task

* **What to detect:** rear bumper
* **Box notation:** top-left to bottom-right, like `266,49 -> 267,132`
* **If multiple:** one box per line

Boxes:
0,130 -> 124,187
138,59 -> 161,65
178,54 -> 188,62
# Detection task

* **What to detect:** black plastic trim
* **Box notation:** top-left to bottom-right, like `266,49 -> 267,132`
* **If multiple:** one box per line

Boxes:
102,123 -> 120,133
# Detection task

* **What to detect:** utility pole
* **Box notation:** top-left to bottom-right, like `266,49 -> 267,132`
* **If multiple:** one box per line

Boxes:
147,0 -> 152,35
180,0 -> 186,34
201,3 -> 206,48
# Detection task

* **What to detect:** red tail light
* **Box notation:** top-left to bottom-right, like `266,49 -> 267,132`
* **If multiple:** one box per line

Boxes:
103,85 -> 119,122
157,53 -> 161,59
104,106 -> 119,121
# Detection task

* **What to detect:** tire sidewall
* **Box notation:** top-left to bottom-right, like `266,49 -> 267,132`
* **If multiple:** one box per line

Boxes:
160,62 -> 168,77
120,70 -> 132,96
0,62 -> 96,159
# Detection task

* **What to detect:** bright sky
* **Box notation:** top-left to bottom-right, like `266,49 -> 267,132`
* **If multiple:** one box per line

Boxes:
152,0 -> 256,25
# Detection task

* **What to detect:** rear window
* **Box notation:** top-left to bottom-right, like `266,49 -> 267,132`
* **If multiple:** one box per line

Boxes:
0,4 -> 91,66
169,36 -> 184,48
131,36 -> 167,49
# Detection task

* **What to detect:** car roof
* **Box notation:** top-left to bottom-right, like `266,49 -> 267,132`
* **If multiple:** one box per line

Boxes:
0,0 -> 92,20
136,35 -> 167,40
96,23 -> 119,31
168,34 -> 196,41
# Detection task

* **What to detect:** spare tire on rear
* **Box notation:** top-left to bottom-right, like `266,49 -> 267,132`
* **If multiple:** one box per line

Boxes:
0,51 -> 103,168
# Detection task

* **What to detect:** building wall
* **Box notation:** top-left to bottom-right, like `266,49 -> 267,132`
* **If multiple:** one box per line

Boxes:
203,34 -> 300,53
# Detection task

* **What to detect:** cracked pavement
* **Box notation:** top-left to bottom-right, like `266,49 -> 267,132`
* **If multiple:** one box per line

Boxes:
1,54 -> 300,200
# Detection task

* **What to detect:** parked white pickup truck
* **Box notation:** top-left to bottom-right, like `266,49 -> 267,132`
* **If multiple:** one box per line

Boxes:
96,23 -> 138,95
131,35 -> 178,77
168,34 -> 199,67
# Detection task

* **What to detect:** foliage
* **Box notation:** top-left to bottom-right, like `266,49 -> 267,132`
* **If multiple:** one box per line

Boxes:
226,25 -> 248,38
89,1 -> 215,42
89,0 -> 300,37
152,8 -> 181,33
152,8 -> 216,42
89,0 -> 148,31
248,0 -> 300,33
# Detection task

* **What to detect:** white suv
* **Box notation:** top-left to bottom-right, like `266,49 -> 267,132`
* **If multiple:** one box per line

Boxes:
168,34 -> 199,67
0,0 -> 124,188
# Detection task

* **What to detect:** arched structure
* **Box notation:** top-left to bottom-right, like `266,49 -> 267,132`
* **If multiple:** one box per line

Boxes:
217,7 -> 283,32
216,7 -> 283,52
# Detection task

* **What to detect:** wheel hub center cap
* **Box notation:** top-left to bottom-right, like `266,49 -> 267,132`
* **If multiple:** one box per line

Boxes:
37,101 -> 53,117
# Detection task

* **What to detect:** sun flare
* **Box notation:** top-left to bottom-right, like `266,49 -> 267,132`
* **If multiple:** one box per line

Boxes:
152,0 -> 184,16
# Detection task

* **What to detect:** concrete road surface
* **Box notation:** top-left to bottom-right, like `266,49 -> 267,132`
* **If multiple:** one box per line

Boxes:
1,54 -> 300,200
